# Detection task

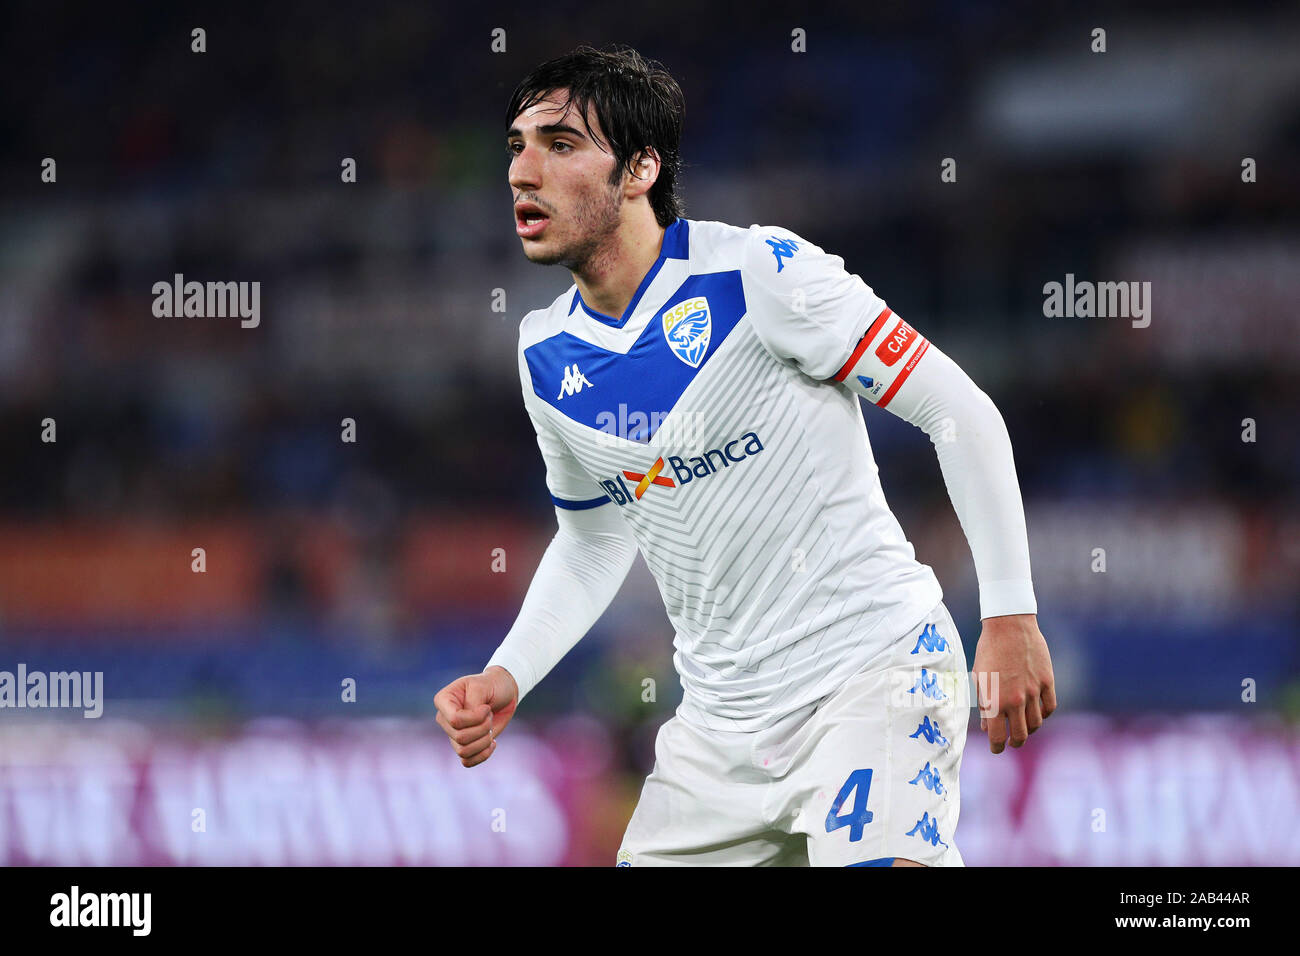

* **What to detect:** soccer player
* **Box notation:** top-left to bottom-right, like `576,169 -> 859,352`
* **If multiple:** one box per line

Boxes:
434,45 -> 1056,866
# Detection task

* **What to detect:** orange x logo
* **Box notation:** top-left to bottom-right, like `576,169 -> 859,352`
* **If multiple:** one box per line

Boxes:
623,457 -> 676,499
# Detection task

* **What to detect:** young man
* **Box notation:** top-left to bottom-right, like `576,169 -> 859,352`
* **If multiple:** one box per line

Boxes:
434,45 -> 1056,866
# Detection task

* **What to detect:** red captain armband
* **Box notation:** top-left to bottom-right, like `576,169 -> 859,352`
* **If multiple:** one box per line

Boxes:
831,307 -> 930,408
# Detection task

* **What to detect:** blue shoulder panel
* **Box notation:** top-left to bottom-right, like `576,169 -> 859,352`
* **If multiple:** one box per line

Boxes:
524,270 -> 746,443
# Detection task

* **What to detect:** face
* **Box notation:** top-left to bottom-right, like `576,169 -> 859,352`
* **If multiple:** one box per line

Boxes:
507,91 -> 626,271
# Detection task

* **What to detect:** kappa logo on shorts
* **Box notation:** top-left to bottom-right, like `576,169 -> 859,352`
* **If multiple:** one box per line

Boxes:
906,811 -> 949,848
908,668 -> 948,701
909,716 -> 948,746
908,761 -> 947,798
910,623 -> 949,655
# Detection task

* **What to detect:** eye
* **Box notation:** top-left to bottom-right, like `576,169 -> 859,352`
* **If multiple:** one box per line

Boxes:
551,141 -> 573,153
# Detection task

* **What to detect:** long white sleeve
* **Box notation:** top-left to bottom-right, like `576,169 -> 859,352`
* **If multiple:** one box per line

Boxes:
485,502 -> 639,701
871,340 -> 1037,619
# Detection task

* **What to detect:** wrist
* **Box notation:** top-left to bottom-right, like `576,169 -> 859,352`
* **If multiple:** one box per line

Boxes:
484,664 -> 520,701
978,613 -> 1039,638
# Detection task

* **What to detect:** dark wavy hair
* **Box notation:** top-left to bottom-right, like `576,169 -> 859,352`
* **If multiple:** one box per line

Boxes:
506,44 -> 685,227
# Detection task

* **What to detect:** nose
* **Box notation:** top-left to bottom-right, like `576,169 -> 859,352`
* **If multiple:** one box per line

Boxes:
509,143 -> 540,193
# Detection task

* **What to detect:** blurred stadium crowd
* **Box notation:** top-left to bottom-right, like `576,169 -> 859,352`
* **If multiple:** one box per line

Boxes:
0,1 -> 1297,864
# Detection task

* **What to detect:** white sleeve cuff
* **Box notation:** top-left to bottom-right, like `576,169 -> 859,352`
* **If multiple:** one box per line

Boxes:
484,647 -> 539,703
978,579 -> 1038,620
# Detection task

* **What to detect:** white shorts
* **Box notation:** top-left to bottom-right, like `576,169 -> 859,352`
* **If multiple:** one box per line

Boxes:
617,601 -> 970,866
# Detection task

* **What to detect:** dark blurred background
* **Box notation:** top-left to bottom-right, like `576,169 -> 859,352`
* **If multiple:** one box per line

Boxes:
0,0 -> 1297,865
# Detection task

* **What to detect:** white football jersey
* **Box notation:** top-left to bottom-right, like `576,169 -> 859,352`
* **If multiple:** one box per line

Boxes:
518,217 -> 943,732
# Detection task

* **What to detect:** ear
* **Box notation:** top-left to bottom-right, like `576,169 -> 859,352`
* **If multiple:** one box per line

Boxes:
623,147 -> 661,199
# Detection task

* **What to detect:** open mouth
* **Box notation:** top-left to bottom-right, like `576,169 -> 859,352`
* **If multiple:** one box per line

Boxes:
516,205 -> 551,237
517,212 -> 548,238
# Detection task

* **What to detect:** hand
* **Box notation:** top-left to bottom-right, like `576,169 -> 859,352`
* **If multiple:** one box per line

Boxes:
971,613 -> 1057,754
434,665 -> 520,768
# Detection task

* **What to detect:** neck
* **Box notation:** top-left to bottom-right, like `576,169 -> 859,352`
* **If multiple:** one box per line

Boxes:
573,213 -> 668,319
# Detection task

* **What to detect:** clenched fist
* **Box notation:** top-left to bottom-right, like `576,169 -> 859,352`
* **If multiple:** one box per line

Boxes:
972,613 -> 1057,754
434,665 -> 520,767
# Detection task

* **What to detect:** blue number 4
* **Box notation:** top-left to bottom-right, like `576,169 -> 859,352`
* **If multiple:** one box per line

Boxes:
825,768 -> 874,842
